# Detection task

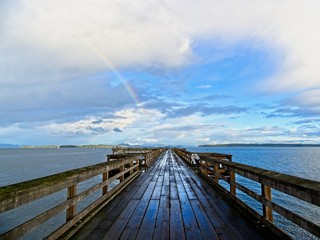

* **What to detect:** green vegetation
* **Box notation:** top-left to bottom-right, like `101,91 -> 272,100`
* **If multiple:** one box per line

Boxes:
23,144 -> 114,148
199,143 -> 320,147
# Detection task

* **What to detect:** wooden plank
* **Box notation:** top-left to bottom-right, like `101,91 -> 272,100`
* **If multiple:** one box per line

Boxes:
103,218 -> 129,240
156,175 -> 164,187
169,158 -> 179,201
170,199 -> 186,240
170,183 -> 179,200
208,196 -> 267,240
151,186 -> 162,200
184,179 -> 226,229
153,222 -> 170,240
87,219 -> 115,240
190,200 -> 219,240
119,229 -> 139,240
177,157 -> 243,240
171,150 -> 203,239
126,200 -> 149,229
118,199 -> 139,219
132,177 -> 153,200
136,200 -> 159,239
132,159 -> 162,200
139,200 -> 159,230
180,200 -> 202,240
141,181 -> 156,201
154,196 -> 170,240
179,174 -> 197,200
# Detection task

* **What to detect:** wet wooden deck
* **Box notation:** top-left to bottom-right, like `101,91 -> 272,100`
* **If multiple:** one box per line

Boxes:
71,150 -> 269,240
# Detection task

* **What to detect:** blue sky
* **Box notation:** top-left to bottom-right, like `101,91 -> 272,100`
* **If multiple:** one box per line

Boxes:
1,0 -> 320,146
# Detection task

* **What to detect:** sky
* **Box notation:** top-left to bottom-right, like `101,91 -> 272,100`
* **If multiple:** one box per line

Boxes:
1,0 -> 320,146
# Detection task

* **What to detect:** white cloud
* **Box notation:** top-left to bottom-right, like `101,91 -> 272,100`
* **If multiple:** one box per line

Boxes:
197,85 -> 212,89
288,89 -> 320,108
2,0 -> 320,90
1,0 -> 192,76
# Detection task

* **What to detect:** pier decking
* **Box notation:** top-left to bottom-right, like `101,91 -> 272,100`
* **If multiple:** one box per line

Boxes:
71,150 -> 269,240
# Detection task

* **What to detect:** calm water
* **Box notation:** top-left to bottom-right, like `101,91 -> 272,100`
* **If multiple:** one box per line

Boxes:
0,147 -> 319,239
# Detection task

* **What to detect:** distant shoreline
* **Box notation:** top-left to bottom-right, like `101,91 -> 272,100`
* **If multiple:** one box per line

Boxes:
2,143 -> 320,149
198,144 -> 320,147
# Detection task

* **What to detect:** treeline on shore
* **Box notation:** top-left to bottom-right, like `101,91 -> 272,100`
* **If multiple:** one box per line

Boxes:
199,143 -> 320,147
23,144 -> 114,149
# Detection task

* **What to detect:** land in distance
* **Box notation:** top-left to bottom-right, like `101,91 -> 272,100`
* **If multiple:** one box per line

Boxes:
199,143 -> 320,147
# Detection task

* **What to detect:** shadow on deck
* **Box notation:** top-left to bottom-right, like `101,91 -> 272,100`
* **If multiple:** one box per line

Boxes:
71,150 -> 270,240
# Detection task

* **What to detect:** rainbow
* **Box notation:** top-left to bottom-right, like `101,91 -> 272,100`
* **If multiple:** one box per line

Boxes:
80,38 -> 141,106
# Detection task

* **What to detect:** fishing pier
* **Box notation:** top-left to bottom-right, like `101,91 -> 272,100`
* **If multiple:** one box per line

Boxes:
0,148 -> 319,239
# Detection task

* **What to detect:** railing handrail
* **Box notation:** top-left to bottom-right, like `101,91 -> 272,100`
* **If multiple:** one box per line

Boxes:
173,148 -> 320,239
107,148 -> 164,167
0,155 -> 139,213
111,147 -> 160,154
199,154 -> 320,206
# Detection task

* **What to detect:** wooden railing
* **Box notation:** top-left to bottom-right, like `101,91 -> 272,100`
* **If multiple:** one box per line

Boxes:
108,148 -> 164,167
111,147 -> 159,154
173,148 -> 232,165
173,148 -> 320,239
0,149 -> 163,240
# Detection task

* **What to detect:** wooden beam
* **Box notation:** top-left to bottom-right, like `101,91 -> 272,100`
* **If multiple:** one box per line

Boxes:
230,171 -> 236,196
66,185 -> 77,221
102,171 -> 109,195
261,184 -> 273,222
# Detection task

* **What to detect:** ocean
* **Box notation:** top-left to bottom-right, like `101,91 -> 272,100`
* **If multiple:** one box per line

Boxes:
0,147 -> 319,239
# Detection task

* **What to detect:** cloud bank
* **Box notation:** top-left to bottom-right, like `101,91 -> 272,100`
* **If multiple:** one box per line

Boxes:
2,0 -> 320,88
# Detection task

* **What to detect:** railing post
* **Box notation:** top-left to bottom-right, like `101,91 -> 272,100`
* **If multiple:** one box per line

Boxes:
120,162 -> 125,182
130,160 -> 134,175
136,158 -> 140,171
214,163 -> 219,183
66,185 -> 77,221
230,171 -> 236,196
146,153 -> 150,166
102,171 -> 109,195
200,161 -> 204,174
261,184 -> 273,222
205,162 -> 209,177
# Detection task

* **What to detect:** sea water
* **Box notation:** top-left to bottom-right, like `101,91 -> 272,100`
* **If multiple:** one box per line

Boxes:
0,147 -> 319,239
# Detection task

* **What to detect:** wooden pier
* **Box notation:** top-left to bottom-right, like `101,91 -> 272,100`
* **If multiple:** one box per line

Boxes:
71,150 -> 269,240
0,148 -> 319,239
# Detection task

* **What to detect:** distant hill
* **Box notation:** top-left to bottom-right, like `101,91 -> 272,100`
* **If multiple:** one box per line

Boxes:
0,143 -> 21,148
116,143 -> 168,148
58,145 -> 79,148
199,143 -> 320,147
